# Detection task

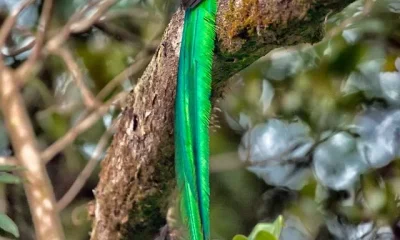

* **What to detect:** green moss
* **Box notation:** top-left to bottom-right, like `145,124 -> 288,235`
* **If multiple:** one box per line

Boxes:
212,0 -> 355,82
123,194 -> 166,240
218,0 -> 312,52
122,155 -> 175,239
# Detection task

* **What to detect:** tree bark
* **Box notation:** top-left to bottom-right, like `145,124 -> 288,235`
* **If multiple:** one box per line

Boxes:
90,0 -> 354,239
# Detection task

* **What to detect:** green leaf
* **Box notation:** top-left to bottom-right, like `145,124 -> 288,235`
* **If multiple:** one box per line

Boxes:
254,231 -> 277,240
0,173 -> 20,184
0,165 -> 24,172
233,234 -> 248,240
271,215 -> 284,237
248,216 -> 283,240
0,213 -> 19,237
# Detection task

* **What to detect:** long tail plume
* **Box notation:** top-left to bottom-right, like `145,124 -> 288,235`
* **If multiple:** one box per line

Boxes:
174,0 -> 217,239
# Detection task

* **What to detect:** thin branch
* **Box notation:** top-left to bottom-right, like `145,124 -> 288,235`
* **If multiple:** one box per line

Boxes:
95,21 -> 143,45
30,0 -> 53,61
0,156 -> 16,166
45,0 -> 117,53
0,68 -> 65,240
57,128 -> 113,211
100,8 -> 152,21
53,47 -> 99,109
69,0 -> 118,33
2,37 -> 35,57
47,47 -> 153,117
41,92 -> 126,163
16,0 -> 53,80
0,0 -> 35,65
0,25 -> 36,57
17,0 -> 117,81
96,53 -> 152,100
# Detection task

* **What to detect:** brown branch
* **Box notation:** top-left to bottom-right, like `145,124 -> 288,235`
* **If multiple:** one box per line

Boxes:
96,52 -> 153,101
95,21 -> 143,45
0,156 -> 16,166
57,128 -> 113,211
16,0 -> 53,80
17,0 -> 117,81
0,68 -> 65,240
41,92 -> 126,163
53,47 -> 99,109
90,0 -> 355,239
0,0 -> 35,65
69,0 -> 118,33
4,39 -> 35,56
45,0 -> 117,53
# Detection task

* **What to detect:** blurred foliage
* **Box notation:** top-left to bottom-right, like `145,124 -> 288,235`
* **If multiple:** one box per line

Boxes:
214,0 -> 400,239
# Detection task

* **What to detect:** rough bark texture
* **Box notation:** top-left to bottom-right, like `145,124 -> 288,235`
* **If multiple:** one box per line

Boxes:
91,0 -> 354,239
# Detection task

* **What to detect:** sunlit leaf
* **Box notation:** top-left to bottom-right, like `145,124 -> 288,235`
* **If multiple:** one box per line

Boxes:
232,234 -> 248,240
254,231 -> 277,240
248,216 -> 283,240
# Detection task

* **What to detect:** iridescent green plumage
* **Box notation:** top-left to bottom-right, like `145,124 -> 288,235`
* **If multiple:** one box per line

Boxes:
175,0 -> 217,239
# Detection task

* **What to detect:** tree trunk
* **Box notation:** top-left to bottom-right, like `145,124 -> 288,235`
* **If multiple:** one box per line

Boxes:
90,0 -> 354,239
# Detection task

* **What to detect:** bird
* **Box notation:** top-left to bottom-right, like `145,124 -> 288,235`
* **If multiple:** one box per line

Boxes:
174,0 -> 217,239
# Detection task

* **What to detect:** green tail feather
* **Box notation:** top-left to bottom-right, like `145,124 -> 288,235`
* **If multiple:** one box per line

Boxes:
175,0 -> 217,239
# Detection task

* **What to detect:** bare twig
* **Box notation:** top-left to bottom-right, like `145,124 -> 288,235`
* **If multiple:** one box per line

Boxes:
54,47 -> 99,109
0,0 -> 35,65
2,38 -> 35,57
95,21 -> 143,45
45,0 -> 117,53
0,156 -> 16,166
98,8 -> 152,22
96,53 -> 152,100
41,92 -> 126,163
47,46 -> 153,117
16,0 -> 53,80
30,0 -> 53,61
17,0 -> 117,81
0,68 -> 65,240
0,26 -> 36,57
69,0 -> 118,33
57,128 -> 114,211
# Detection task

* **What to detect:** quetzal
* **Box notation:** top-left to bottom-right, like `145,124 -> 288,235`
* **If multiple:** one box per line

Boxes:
175,0 -> 217,239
